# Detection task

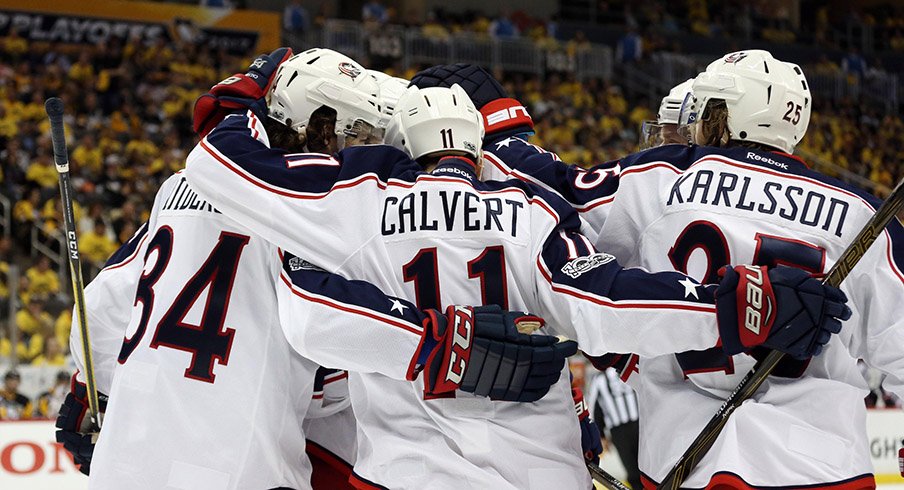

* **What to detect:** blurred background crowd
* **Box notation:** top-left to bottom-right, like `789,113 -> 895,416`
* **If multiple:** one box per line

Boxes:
0,0 -> 901,419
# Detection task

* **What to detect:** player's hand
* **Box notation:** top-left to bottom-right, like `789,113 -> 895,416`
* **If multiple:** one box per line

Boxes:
410,64 -> 534,140
715,265 -> 851,360
55,377 -> 107,476
574,386 -> 603,464
192,47 -> 293,137
417,305 -> 577,402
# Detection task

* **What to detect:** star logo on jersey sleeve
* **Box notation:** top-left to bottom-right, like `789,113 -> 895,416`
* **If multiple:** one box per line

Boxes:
390,299 -> 408,315
679,277 -> 700,299
494,137 -> 517,150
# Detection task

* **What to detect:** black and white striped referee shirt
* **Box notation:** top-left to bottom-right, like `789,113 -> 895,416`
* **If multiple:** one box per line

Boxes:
587,368 -> 639,429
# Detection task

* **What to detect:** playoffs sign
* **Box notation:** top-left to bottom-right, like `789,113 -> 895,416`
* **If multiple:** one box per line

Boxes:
0,0 -> 281,54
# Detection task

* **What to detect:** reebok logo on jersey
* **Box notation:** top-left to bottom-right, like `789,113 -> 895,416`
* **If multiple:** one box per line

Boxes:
746,152 -> 789,170
561,253 -> 616,279
432,166 -> 474,181
288,256 -> 325,272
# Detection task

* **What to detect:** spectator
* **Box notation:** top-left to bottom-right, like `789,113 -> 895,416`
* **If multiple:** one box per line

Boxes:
616,27 -> 643,63
0,237 -> 10,311
32,336 -> 67,367
0,371 -> 32,420
362,0 -> 388,24
37,371 -> 71,418
25,150 -> 57,190
284,0 -> 310,34
79,219 -> 118,268
55,308 -> 72,350
25,256 -> 60,298
16,298 -> 54,361
841,47 -> 867,80
489,11 -> 520,39
16,297 -> 53,339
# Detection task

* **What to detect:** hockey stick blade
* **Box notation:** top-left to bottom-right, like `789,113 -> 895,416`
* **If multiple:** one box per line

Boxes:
588,460 -> 631,490
45,97 -> 102,429
657,176 -> 904,490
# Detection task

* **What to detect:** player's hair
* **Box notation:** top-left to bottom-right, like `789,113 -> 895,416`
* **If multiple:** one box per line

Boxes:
700,99 -> 781,152
261,105 -> 338,154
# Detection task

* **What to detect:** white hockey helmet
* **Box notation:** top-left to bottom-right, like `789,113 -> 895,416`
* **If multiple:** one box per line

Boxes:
367,70 -> 410,128
268,48 -> 383,146
385,84 -> 484,162
640,77 -> 697,149
684,50 -> 811,153
658,78 -> 695,125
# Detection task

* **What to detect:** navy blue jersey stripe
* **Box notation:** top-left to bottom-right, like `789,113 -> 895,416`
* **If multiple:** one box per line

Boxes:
103,222 -> 149,269
280,252 -> 425,335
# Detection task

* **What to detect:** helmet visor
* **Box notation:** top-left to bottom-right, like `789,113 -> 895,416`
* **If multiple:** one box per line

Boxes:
639,120 -> 664,150
676,92 -> 698,145
340,119 -> 385,149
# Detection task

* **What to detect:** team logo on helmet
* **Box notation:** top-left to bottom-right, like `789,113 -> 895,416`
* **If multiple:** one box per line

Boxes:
723,52 -> 748,64
338,62 -> 361,79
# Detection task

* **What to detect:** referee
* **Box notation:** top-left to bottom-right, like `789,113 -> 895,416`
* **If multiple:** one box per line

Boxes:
588,367 -> 641,490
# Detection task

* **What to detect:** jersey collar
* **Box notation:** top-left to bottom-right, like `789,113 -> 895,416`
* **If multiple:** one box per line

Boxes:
430,156 -> 478,182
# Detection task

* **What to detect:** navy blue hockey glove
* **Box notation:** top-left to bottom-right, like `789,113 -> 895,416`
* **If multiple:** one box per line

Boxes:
418,305 -> 577,402
715,265 -> 851,360
193,47 -> 293,137
574,385 -> 603,464
55,376 -> 108,475
410,64 -> 534,140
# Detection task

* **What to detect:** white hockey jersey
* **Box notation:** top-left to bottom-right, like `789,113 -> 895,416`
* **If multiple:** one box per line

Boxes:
483,138 -> 904,489
72,169 -> 434,490
184,112 -> 745,489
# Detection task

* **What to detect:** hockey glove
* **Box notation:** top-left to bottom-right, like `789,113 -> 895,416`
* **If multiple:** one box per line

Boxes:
715,265 -> 851,360
55,376 -> 108,475
574,385 -> 603,464
410,64 -> 534,140
418,305 -> 577,402
192,47 -> 293,137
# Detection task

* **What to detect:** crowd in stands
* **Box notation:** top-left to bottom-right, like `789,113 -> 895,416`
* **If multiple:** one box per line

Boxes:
0,368 -> 71,420
0,24 -> 901,414
0,34 -> 244,379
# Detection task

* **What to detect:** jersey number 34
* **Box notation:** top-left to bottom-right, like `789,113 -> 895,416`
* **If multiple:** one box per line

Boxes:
118,227 -> 250,383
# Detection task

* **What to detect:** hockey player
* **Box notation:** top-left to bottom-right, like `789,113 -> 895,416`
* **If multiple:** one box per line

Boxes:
638,78 -> 694,149
300,70 -> 412,489
183,54 -> 849,488
416,52 -> 903,488
54,49 -> 575,490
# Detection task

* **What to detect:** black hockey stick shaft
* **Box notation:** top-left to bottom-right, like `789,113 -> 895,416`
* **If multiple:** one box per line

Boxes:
588,460 -> 631,490
45,97 -> 101,430
657,176 -> 904,490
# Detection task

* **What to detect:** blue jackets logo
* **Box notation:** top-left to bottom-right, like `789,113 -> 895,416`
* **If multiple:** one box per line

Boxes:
338,62 -> 361,79
561,253 -> 616,279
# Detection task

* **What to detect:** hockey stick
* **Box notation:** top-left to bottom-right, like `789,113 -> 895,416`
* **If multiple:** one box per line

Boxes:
588,460 -> 631,490
45,97 -> 101,430
657,176 -> 904,490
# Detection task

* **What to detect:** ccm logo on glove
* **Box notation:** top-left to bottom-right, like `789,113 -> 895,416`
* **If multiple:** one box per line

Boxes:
445,306 -> 474,384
